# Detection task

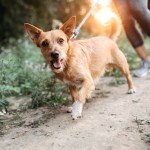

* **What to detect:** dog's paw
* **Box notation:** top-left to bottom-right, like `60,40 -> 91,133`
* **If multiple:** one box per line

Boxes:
127,87 -> 136,94
67,106 -> 72,113
71,101 -> 83,120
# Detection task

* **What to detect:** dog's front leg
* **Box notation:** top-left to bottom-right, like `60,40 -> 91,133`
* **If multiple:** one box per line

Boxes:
67,85 -> 78,113
71,77 -> 95,120
69,85 -> 78,102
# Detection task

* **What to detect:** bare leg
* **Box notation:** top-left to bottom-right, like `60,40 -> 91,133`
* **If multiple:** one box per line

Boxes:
135,44 -> 149,61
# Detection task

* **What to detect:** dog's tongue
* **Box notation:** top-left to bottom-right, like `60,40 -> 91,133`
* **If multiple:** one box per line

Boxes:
53,60 -> 61,69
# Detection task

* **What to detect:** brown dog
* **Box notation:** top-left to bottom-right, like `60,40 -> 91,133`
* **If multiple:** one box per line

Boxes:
24,16 -> 136,120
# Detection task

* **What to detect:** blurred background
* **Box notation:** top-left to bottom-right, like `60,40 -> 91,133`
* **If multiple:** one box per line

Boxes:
0,0 -> 91,43
0,0 -> 150,114
0,0 -> 119,44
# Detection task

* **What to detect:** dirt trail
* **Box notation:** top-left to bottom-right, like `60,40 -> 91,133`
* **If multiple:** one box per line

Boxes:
0,77 -> 150,150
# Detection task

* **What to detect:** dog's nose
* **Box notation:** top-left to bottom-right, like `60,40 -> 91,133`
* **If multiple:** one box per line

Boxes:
51,51 -> 59,59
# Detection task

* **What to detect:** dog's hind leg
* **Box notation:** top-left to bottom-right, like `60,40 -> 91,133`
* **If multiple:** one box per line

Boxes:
113,49 -> 136,94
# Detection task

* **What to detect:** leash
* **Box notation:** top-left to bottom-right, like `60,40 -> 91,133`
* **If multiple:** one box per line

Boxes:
70,0 -> 100,40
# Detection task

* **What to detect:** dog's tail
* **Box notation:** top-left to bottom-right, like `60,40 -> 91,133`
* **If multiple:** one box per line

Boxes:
109,14 -> 121,41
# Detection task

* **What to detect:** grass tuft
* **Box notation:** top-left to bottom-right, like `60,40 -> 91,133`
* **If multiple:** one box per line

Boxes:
0,37 -> 68,111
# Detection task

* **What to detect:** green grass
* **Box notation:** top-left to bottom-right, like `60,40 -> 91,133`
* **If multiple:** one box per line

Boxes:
0,37 -> 68,111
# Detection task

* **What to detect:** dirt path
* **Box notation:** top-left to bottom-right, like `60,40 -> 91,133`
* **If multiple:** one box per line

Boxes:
0,77 -> 150,150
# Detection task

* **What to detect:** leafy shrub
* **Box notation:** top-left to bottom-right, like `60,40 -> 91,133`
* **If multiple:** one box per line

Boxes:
0,38 -> 68,111
0,0 -> 91,45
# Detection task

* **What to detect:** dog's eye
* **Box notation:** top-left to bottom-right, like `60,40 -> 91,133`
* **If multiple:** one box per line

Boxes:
41,41 -> 49,47
58,38 -> 64,45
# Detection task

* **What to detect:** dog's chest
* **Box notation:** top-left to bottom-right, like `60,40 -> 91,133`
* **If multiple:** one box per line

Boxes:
56,72 -> 83,86
63,78 -> 82,86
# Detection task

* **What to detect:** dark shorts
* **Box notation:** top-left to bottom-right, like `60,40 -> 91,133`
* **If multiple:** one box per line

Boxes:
113,0 -> 150,48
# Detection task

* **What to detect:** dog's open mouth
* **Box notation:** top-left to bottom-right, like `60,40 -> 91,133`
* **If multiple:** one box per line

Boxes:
51,59 -> 63,69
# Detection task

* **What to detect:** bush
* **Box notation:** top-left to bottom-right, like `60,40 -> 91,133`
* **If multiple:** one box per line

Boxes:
0,0 -> 91,45
0,38 -> 68,111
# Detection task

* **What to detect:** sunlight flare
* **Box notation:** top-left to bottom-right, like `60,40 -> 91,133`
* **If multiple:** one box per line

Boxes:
93,0 -> 111,6
94,7 -> 114,25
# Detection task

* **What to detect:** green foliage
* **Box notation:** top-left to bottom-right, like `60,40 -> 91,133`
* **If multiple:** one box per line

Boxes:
109,78 -> 127,86
0,0 -> 91,45
30,87 -> 68,109
0,38 -> 68,111
0,98 -> 8,112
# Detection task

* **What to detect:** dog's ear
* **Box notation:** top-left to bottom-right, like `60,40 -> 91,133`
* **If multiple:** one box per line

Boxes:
60,16 -> 76,38
24,23 -> 43,44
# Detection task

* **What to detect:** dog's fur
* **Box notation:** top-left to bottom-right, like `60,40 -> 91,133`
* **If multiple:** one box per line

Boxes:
24,16 -> 136,120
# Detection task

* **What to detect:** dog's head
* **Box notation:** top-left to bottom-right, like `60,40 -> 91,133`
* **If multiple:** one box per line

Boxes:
24,16 -> 76,73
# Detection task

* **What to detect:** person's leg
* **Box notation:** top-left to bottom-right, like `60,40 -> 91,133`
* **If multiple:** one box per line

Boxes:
128,0 -> 150,60
128,0 -> 150,36
113,0 -> 146,59
135,44 -> 149,61
127,0 -> 150,77
113,0 -> 150,77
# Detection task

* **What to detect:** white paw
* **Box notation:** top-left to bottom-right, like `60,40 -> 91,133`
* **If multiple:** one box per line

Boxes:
71,101 -> 83,120
128,87 -> 136,94
67,106 -> 72,113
